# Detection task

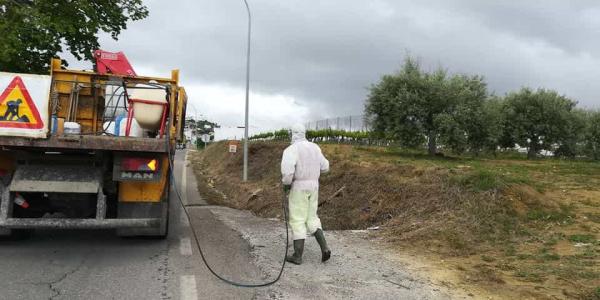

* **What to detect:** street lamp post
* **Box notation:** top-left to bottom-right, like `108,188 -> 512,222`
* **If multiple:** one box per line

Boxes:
189,102 -> 200,121
242,0 -> 251,181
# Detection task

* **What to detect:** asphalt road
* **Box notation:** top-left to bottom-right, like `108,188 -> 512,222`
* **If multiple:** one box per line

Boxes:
0,150 -> 262,300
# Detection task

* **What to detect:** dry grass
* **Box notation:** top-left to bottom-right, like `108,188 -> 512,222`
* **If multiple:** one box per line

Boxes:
190,142 -> 600,299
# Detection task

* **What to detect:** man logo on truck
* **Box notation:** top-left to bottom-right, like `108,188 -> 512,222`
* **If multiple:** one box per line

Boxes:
121,172 -> 155,180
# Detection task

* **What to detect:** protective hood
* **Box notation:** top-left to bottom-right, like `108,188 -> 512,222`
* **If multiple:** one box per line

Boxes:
290,123 -> 306,144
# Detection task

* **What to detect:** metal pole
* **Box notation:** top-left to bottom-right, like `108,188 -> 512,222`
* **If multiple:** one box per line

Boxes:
349,116 -> 352,132
242,0 -> 251,182
189,103 -> 199,121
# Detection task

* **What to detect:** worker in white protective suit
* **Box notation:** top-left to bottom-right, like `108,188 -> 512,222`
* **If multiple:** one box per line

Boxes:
281,123 -> 331,265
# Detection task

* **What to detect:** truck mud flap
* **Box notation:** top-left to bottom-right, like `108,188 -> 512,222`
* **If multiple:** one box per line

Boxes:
116,202 -> 169,237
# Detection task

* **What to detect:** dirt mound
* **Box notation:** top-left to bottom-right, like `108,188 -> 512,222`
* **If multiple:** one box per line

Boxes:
190,142 -> 600,299
191,142 -> 516,248
505,184 -> 560,216
189,142 -> 287,214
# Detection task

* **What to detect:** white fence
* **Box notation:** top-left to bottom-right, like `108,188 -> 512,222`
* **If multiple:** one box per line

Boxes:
305,115 -> 369,132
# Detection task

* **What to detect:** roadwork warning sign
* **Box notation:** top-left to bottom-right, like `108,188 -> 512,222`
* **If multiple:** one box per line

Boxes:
0,72 -> 50,138
0,76 -> 43,128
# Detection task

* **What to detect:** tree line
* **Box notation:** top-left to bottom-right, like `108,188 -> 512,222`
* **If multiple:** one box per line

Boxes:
365,57 -> 600,159
250,56 -> 600,160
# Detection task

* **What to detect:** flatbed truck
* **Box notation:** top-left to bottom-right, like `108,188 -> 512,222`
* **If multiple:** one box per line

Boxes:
0,57 -> 187,238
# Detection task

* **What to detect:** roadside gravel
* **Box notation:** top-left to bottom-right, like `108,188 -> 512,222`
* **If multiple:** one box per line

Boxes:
206,206 -> 473,300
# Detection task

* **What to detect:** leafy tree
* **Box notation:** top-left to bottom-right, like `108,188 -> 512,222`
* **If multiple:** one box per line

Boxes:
191,119 -> 218,144
500,88 -> 577,159
554,109 -> 586,158
479,98 -> 504,154
186,118 -> 197,129
365,57 -> 426,150
365,57 -> 489,155
0,0 -> 148,73
437,75 -> 491,154
582,110 -> 600,160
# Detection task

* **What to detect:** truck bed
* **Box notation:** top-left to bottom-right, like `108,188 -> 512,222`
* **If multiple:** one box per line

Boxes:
0,135 -> 168,153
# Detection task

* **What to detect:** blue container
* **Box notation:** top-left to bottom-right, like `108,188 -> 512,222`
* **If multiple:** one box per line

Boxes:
114,115 -> 126,136
51,115 -> 58,134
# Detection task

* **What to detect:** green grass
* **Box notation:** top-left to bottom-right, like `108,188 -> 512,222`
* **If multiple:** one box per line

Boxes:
524,204 -> 575,226
537,252 -> 561,262
568,234 -> 597,244
450,168 -> 534,192
351,145 -> 600,192
526,209 -> 573,223
451,169 -> 503,191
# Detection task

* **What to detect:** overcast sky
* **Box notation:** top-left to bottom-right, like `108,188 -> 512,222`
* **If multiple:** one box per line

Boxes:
72,0 -> 600,139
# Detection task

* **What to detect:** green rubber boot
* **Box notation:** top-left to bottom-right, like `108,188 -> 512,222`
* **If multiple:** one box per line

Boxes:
286,239 -> 304,265
314,229 -> 331,262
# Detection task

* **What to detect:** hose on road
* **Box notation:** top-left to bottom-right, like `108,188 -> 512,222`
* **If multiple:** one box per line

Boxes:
167,146 -> 289,288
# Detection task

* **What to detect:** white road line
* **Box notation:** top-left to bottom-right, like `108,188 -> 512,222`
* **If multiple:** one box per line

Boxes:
181,151 -> 188,205
180,237 -> 193,256
179,151 -> 190,226
180,275 -> 198,300
180,209 -> 190,226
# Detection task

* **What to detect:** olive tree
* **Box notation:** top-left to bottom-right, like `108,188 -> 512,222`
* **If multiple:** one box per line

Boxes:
582,110 -> 600,160
500,88 -> 577,159
365,57 -> 490,156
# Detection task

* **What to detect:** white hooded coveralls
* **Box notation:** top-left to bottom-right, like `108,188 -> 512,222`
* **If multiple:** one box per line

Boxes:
281,124 -> 329,240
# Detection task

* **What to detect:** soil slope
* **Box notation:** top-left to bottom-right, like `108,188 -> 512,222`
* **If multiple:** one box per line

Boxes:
190,142 -> 600,300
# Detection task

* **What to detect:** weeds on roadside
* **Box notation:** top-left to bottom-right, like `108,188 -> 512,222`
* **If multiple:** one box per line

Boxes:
568,234 -> 596,244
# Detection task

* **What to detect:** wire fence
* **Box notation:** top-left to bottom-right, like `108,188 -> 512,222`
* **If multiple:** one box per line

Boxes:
249,115 -> 395,146
305,115 -> 370,132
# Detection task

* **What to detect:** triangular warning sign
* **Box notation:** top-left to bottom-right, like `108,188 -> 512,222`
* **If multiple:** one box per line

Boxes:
0,76 -> 43,129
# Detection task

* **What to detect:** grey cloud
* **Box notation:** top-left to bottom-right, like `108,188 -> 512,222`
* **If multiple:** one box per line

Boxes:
96,0 -> 600,120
